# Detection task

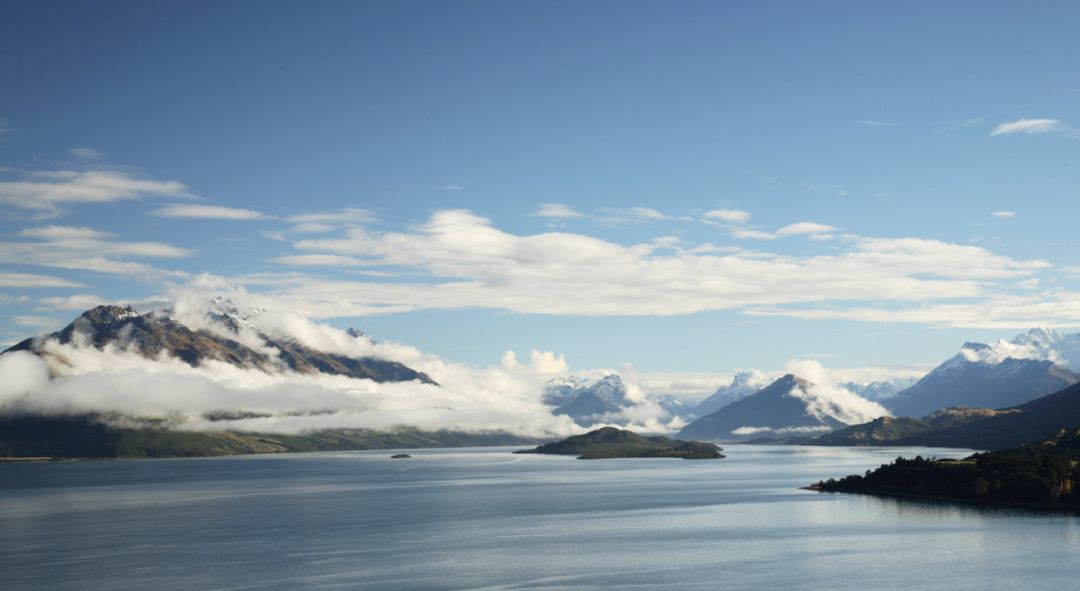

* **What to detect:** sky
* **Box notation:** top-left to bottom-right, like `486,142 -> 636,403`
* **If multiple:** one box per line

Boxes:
2,0 -> 1080,386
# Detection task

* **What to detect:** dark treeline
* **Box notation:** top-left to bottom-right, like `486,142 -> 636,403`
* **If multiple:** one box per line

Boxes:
815,428 -> 1080,508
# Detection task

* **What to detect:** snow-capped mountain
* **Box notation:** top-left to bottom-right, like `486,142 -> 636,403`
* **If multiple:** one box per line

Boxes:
678,374 -> 887,442
886,339 -> 1080,418
4,305 -> 435,385
840,378 -> 917,401
1004,327 -> 1080,369
543,374 -> 632,426
690,370 -> 772,418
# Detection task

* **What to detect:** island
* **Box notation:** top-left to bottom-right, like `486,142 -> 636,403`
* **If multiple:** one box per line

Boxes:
390,453 -> 412,459
515,427 -> 724,460
809,428 -> 1080,511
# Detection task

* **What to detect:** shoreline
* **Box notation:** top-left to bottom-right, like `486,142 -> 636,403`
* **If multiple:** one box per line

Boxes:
804,484 -> 1080,515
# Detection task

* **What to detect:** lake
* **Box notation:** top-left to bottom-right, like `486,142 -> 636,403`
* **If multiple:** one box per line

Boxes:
2,445 -> 1079,590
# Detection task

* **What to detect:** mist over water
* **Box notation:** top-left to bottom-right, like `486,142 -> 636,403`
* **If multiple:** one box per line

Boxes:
3,445 -> 1078,591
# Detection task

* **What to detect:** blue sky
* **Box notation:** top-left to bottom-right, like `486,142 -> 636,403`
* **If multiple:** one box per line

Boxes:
2,0 -> 1080,378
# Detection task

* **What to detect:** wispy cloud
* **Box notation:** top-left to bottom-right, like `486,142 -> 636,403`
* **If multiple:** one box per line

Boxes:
153,204 -> 270,220
597,207 -> 689,224
703,209 -> 751,223
0,225 -> 191,277
991,211 -> 1016,219
731,228 -> 777,240
439,184 -> 464,191
529,203 -> 584,219
0,169 -> 190,218
990,118 -> 1067,136
0,271 -> 85,288
258,210 -> 1048,319
856,119 -> 899,127
940,116 -> 986,132
776,222 -> 838,236
69,147 -> 106,161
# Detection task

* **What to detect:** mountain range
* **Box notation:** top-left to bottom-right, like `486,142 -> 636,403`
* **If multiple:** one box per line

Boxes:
8,302 -> 1080,456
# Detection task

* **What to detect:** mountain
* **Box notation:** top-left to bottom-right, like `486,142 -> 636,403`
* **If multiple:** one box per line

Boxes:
813,407 -> 1018,446
815,381 -> 1080,451
543,374 -> 633,426
1008,327 -> 1080,369
3,304 -> 436,385
514,426 -> 723,460
885,342 -> 1079,418
677,375 -> 875,442
691,370 -> 772,418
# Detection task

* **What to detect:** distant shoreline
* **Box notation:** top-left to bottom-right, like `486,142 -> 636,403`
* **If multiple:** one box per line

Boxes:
804,484 -> 1080,515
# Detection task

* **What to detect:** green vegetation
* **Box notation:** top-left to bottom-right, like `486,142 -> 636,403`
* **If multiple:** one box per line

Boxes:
812,428 -> 1080,509
515,426 -> 723,460
0,413 -> 537,459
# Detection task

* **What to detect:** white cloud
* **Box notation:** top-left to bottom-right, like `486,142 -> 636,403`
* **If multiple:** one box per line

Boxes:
598,207 -> 684,224
703,209 -> 751,223
12,315 -> 56,328
36,294 -> 107,311
0,225 -> 191,277
991,211 -> 1016,219
253,210 -> 1048,319
287,208 -> 377,225
0,169 -> 190,218
530,203 -> 584,219
731,228 -> 777,240
744,291 -> 1080,329
153,204 -> 270,220
783,359 -> 890,424
776,222 -> 838,236
990,118 -> 1065,136
439,184 -> 464,191
0,272 -> 84,288
17,225 -> 113,240
272,254 -> 367,267
856,119 -> 898,127
0,306 -> 586,437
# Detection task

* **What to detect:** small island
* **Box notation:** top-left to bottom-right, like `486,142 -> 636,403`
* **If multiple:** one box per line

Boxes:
809,428 -> 1080,511
515,427 -> 724,460
390,453 -> 412,459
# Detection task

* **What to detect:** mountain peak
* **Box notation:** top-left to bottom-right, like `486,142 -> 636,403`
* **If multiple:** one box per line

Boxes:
78,304 -> 140,324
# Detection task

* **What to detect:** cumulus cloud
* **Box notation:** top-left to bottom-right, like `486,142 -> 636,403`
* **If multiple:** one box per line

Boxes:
990,118 -> 1065,136
0,169 -> 190,218
153,204 -> 270,220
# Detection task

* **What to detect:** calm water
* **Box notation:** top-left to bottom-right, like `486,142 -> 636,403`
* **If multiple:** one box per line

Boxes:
2,445 -> 1079,590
